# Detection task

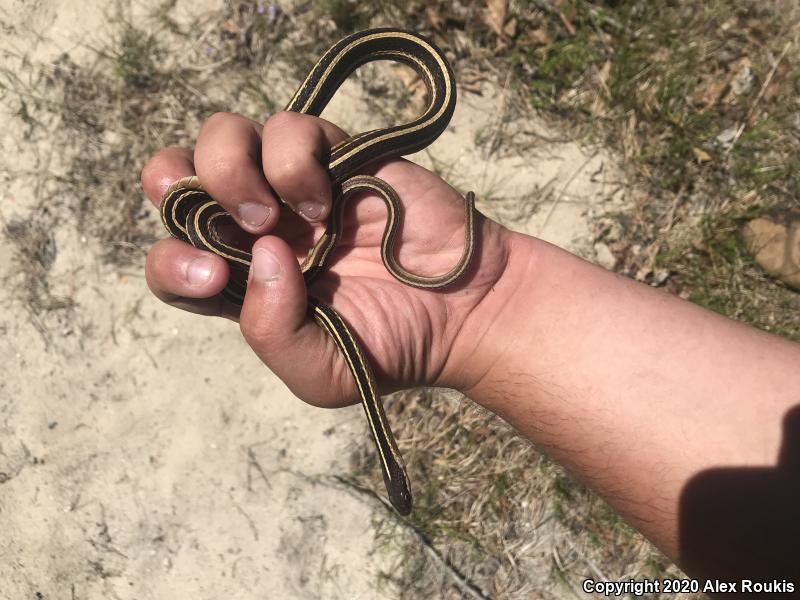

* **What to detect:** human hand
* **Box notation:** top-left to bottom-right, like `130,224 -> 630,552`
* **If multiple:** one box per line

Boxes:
141,111 -> 511,408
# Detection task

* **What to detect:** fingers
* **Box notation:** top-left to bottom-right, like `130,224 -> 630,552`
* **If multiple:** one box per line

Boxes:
194,112 -> 281,234
154,112 -> 349,234
240,236 -> 356,408
261,112 -> 349,223
140,146 -> 195,205
145,238 -> 233,318
141,111 -> 352,329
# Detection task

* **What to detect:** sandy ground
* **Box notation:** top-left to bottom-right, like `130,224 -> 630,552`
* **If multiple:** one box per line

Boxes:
0,1 -> 625,598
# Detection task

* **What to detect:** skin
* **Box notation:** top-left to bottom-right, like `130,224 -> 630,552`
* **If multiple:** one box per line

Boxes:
142,111 -> 800,585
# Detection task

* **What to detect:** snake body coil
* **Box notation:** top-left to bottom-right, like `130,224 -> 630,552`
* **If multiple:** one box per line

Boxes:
160,28 -> 475,515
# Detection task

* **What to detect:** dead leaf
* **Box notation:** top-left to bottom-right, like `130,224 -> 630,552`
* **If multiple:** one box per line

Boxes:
425,7 -> 443,31
529,27 -> 553,46
762,81 -> 781,104
595,60 -> 611,96
222,19 -> 241,35
392,64 -> 427,111
484,0 -> 508,37
590,95 -> 610,118
559,8 -> 577,36
503,17 -> 517,38
392,63 -> 420,90
719,16 -> 737,32
743,216 -> 800,289
461,68 -> 487,84
723,57 -> 755,102
470,427 -> 492,441
692,74 -> 727,108
461,68 -> 486,94
461,82 -> 483,94
692,147 -> 712,163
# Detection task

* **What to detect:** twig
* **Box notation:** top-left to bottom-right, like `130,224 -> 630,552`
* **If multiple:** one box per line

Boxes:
246,446 -> 272,491
481,70 -> 513,158
661,185 -> 686,234
275,467 -> 491,599
727,41 -> 793,154
331,475 -> 493,600
538,153 -> 596,235
226,490 -> 260,541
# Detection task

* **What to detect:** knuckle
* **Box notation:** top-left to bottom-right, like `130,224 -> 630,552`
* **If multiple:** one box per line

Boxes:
269,155 -> 307,187
203,111 -> 238,131
208,151 -> 249,182
264,110 -> 301,133
140,156 -> 157,187
145,243 -> 173,292
146,241 -> 170,274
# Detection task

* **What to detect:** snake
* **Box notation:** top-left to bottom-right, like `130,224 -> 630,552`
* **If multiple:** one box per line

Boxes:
159,28 -> 476,515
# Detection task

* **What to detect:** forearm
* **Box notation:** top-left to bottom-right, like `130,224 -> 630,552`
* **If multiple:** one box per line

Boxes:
453,227 -> 800,577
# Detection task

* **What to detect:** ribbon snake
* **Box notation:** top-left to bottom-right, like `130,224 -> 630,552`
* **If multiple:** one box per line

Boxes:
159,28 -> 476,515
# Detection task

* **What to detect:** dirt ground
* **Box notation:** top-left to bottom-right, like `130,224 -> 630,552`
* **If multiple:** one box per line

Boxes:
0,1 -> 625,598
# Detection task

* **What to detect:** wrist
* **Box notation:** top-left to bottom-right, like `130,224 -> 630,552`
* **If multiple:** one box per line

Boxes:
439,222 -> 543,400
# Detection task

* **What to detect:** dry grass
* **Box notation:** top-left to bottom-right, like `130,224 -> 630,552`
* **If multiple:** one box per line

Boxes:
350,390 -> 688,599
304,0 -> 800,339
312,0 -> 800,596
4,0 -> 798,598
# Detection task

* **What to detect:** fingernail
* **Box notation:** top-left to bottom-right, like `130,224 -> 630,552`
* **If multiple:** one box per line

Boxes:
239,202 -> 272,228
252,247 -> 282,282
186,256 -> 214,286
298,201 -> 324,222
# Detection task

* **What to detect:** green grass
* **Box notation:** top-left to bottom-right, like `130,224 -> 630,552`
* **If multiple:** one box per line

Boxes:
313,0 -> 372,30
519,29 -> 601,111
311,0 -> 798,595
113,24 -> 162,89
6,1 -> 796,597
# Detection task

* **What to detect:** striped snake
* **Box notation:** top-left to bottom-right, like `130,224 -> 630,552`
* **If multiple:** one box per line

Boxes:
159,28 -> 475,515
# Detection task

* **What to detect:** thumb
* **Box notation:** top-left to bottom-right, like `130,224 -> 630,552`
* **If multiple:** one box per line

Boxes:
240,236 -> 355,408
